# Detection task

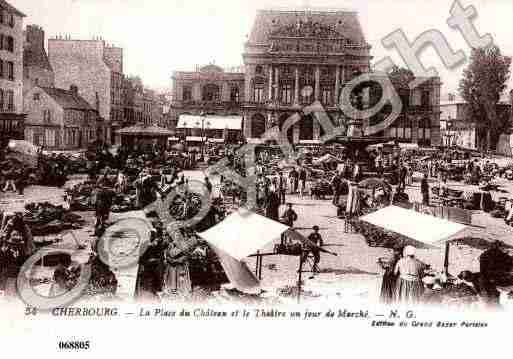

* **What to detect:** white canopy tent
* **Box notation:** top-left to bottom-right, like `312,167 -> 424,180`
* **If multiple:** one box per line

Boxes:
360,205 -> 467,247
360,205 -> 468,273
198,209 -> 290,293
199,209 -> 289,261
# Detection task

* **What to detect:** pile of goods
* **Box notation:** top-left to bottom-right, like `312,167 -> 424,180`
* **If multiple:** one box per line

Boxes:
444,164 -> 466,181
23,202 -> 85,236
65,182 -> 97,211
52,256 -> 118,299
63,153 -> 89,174
167,192 -> 205,221
220,181 -> 246,201
350,219 -> 412,249
35,156 -> 69,187
111,194 -> 138,213
188,244 -> 229,289
84,257 -> 119,298
274,242 -> 303,256
431,187 -> 464,198
66,180 -> 139,213
437,283 -> 480,306
310,179 -> 332,199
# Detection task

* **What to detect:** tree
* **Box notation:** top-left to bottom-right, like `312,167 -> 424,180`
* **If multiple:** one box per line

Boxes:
459,45 -> 511,151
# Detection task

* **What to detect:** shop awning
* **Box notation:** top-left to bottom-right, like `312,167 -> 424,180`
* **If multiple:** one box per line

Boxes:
247,138 -> 264,144
299,139 -> 322,145
116,124 -> 174,137
360,206 -> 466,247
177,114 -> 242,130
167,137 -> 180,141
186,136 -> 207,142
208,138 -> 224,143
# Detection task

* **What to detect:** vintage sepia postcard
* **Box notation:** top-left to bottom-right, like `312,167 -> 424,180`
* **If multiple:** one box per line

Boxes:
0,0 -> 511,356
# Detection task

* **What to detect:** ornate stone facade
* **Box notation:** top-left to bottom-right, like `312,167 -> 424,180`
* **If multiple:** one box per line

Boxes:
242,9 -> 372,144
242,9 -> 441,146
170,8 -> 442,146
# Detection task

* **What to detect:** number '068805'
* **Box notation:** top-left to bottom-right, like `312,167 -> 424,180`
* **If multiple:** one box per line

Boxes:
58,341 -> 90,350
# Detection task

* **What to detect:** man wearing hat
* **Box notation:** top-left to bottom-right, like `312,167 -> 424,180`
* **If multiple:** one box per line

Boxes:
302,225 -> 324,275
281,203 -> 298,228
94,183 -> 114,236
280,203 -> 298,245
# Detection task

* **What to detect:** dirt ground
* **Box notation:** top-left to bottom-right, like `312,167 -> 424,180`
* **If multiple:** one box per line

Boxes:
3,169 -> 513,304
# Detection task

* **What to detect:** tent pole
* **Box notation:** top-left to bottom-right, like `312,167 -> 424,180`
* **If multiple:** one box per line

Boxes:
297,254 -> 304,304
443,242 -> 450,275
255,251 -> 260,276
258,255 -> 263,280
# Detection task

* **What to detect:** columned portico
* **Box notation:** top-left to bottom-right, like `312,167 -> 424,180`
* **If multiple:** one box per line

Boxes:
314,66 -> 320,101
294,67 -> 300,105
243,9 -> 375,145
268,65 -> 273,101
334,66 -> 340,105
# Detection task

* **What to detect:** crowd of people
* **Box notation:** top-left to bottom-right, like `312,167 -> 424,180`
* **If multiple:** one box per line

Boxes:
3,139 -> 513,305
379,241 -> 513,308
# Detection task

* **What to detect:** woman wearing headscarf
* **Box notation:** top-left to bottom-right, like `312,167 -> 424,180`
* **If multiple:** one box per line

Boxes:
378,246 -> 403,304
394,245 -> 427,304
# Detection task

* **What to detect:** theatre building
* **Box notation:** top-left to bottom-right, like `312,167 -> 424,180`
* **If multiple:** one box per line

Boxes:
242,9 -> 441,146
243,9 -> 372,144
170,8 -> 442,146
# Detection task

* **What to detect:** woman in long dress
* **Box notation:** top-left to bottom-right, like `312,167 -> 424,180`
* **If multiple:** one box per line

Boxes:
378,247 -> 403,304
394,246 -> 427,304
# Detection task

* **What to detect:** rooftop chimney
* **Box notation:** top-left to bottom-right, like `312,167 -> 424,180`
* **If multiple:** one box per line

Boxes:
25,24 -> 45,51
70,84 -> 78,95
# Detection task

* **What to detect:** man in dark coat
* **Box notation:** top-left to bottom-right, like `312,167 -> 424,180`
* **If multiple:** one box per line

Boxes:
265,189 -> 281,222
331,172 -> 342,206
277,172 -> 287,204
479,241 -> 513,286
281,203 -> 298,227
421,173 -> 430,206
289,168 -> 299,194
398,163 -> 407,191
94,184 -> 114,235
302,225 -> 324,275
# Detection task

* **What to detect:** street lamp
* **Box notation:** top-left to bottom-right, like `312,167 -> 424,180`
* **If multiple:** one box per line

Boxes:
199,111 -> 209,161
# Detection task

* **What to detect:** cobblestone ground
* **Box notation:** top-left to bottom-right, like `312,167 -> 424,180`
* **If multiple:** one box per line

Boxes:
3,170 -> 513,303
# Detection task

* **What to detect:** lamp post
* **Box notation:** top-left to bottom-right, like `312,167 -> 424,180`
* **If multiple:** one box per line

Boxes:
198,111 -> 211,161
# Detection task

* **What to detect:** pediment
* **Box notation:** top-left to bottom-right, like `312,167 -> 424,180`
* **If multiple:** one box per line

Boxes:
269,19 -> 344,39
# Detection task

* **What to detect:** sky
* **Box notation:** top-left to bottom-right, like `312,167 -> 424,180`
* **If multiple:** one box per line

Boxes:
10,0 -> 513,95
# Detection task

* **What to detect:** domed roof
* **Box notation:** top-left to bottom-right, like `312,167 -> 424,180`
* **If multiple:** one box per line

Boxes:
199,64 -> 224,73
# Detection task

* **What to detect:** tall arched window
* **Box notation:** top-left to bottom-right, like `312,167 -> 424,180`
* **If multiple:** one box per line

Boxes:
252,79 -> 265,103
202,84 -> 220,101
230,86 -> 240,102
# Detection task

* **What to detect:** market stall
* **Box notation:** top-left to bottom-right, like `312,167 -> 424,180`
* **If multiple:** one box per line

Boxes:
117,124 -> 174,151
198,209 -> 336,301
